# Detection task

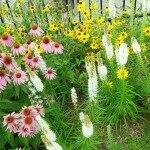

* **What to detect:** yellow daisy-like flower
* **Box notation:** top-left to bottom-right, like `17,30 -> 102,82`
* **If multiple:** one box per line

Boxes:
90,3 -> 98,11
80,36 -> 89,43
106,81 -> 113,88
30,5 -> 36,12
117,68 -> 129,80
90,42 -> 99,49
97,16 -> 105,24
144,27 -> 150,36
77,1 -> 86,12
141,43 -> 148,52
122,9 -> 128,15
115,37 -> 124,47
23,49 -> 32,56
82,9 -> 90,19
72,19 -> 78,25
119,31 -> 128,39
5,26 -> 14,34
42,3 -> 51,13
16,0 -> 25,3
104,6 -> 109,13
49,22 -> 59,32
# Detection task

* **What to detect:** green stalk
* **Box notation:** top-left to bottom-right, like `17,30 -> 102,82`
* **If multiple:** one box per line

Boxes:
29,0 -> 38,24
41,0 -> 49,25
137,55 -> 149,78
140,10 -> 147,43
130,0 -> 135,35
5,0 -> 17,28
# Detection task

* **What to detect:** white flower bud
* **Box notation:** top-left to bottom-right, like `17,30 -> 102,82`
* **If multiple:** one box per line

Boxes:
131,37 -> 141,54
98,63 -> 107,80
71,87 -> 78,106
115,43 -> 128,67
30,74 -> 44,92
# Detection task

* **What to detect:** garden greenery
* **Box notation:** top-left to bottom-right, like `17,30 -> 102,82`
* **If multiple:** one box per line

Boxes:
1,0 -> 150,149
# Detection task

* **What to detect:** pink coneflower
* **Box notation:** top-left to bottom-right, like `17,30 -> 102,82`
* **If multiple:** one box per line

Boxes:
23,54 -> 33,65
21,106 -> 37,117
25,39 -> 35,50
44,68 -> 57,80
52,42 -> 64,54
0,33 -> 13,47
0,70 -> 11,92
18,126 -> 36,137
34,105 -> 45,117
18,115 -> 37,137
3,112 -> 20,133
30,56 -> 42,69
12,43 -> 26,56
40,36 -> 53,53
0,69 -> 11,84
2,54 -> 17,71
29,24 -> 44,37
12,70 -> 27,85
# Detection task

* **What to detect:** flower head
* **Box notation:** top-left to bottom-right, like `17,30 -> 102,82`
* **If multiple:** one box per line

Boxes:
0,33 -> 13,47
40,36 -> 53,53
12,70 -> 27,85
97,63 -> 107,81
71,87 -> 78,106
2,54 -> 18,71
29,24 -> 44,37
30,56 -> 42,69
131,37 -> 141,54
79,112 -> 93,138
52,42 -> 64,54
115,43 -> 128,67
3,112 -> 20,133
12,42 -> 25,56
44,68 -> 57,80
117,68 -> 128,80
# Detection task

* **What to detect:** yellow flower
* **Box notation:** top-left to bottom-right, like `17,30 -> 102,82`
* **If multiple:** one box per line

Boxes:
5,26 -> 14,33
90,3 -> 98,11
42,4 -> 51,13
141,43 -> 148,52
30,5 -> 36,12
23,49 -> 32,56
90,42 -> 99,49
117,68 -> 128,80
72,19 -> 78,25
82,9 -> 90,19
97,16 -> 105,24
77,1 -> 86,12
122,9 -> 128,15
115,37 -> 124,47
49,22 -> 59,32
119,31 -> 128,39
144,27 -> 150,36
16,0 -> 25,3
80,36 -> 89,43
35,45 -> 44,54
106,81 -> 113,88
104,6 -> 109,13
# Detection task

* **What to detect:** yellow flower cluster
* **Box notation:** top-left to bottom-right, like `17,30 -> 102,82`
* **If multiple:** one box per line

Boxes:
49,22 -> 59,32
42,3 -> 51,13
115,32 -> 128,46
